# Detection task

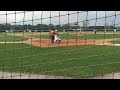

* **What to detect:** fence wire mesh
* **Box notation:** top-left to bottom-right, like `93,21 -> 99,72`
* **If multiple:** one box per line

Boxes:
0,11 -> 120,79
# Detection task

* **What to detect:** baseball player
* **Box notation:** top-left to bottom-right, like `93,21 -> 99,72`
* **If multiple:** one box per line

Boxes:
54,30 -> 61,43
49,28 -> 56,43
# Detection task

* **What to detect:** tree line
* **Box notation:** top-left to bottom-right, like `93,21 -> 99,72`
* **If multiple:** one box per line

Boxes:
0,23 -> 80,31
0,23 -> 119,31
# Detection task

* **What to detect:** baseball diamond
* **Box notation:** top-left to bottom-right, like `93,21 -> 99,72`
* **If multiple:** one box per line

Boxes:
0,11 -> 120,79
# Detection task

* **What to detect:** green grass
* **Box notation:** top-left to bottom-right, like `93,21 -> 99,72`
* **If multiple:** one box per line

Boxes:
111,39 -> 120,44
7,32 -> 49,35
0,43 -> 120,77
0,33 -> 28,42
5,32 -> 120,40
39,33 -> 120,40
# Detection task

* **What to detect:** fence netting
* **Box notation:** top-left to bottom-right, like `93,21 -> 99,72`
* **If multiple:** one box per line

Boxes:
0,11 -> 120,79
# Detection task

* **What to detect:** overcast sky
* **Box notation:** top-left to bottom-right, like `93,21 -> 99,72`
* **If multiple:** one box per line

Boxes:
0,11 -> 120,26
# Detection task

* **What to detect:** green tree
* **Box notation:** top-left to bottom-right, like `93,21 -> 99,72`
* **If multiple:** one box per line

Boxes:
55,25 -> 62,31
62,24 -> 70,29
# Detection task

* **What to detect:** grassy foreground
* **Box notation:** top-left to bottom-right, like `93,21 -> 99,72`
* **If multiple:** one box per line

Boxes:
0,43 -> 120,77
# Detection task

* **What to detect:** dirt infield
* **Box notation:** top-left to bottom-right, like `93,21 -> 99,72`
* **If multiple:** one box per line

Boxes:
23,38 -> 112,47
1,39 -> 118,47
6,33 -> 119,47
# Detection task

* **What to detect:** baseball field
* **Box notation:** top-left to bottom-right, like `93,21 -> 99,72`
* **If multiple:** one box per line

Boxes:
0,31 -> 120,78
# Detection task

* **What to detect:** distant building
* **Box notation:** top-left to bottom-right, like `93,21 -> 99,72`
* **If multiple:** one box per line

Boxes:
87,26 -> 105,29
87,26 -> 116,29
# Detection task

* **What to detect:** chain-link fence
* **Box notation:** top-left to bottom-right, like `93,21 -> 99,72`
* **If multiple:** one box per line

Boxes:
0,11 -> 120,79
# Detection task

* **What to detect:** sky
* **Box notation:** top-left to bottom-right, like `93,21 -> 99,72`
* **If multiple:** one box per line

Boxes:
0,11 -> 120,26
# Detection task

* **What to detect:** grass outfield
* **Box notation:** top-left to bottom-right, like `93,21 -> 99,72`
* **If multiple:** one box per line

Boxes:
7,32 -> 49,35
0,43 -> 120,77
4,31 -> 120,40
0,33 -> 28,42
39,33 -> 120,40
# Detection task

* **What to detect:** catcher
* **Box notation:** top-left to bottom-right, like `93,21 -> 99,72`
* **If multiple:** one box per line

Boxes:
54,30 -> 61,43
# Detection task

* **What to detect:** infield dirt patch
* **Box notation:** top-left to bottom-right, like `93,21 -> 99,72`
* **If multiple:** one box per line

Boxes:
23,38 -> 113,47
